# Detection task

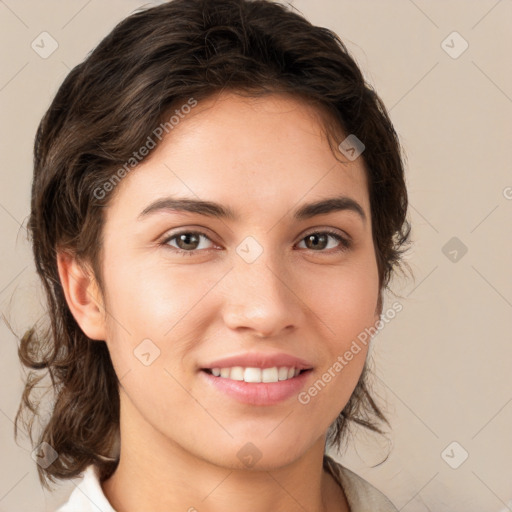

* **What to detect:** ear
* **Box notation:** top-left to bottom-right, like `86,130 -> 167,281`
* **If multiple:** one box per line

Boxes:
56,251 -> 107,341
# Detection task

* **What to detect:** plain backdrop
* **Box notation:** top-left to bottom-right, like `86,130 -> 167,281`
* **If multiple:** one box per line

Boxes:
0,0 -> 511,510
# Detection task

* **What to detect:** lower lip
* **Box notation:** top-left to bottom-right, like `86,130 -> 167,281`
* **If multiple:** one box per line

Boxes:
200,369 -> 313,406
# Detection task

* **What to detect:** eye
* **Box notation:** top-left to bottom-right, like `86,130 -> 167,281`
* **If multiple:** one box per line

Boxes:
297,229 -> 351,253
161,230 -> 216,255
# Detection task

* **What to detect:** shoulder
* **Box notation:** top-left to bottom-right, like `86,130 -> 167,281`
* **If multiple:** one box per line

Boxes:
55,465 -> 116,512
323,454 -> 398,512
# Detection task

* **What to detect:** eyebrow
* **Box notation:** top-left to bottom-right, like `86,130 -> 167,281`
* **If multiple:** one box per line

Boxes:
138,195 -> 367,224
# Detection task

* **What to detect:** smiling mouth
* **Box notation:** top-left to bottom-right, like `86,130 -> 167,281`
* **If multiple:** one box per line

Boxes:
201,367 -> 312,384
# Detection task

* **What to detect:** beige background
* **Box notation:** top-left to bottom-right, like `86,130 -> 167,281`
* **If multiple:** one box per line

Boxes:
1,0 -> 511,510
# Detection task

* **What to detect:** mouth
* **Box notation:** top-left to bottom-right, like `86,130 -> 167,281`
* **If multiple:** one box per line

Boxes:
201,366 -> 313,383
199,366 -> 314,405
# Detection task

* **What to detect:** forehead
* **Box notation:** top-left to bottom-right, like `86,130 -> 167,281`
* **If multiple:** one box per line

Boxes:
105,91 -> 370,223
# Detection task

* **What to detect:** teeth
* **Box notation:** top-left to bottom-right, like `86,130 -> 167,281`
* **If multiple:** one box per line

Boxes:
230,366 -> 244,381
278,367 -> 289,380
208,366 -> 303,383
261,367 -> 278,383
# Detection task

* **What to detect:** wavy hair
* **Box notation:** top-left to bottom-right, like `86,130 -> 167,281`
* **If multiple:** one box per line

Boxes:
14,0 -> 412,489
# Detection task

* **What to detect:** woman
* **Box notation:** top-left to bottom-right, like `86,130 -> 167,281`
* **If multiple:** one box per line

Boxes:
16,0 -> 411,510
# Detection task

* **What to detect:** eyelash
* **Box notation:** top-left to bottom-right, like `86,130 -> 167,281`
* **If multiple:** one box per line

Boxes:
159,229 -> 352,256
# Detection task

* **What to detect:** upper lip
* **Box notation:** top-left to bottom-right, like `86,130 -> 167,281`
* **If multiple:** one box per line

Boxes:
201,352 -> 314,370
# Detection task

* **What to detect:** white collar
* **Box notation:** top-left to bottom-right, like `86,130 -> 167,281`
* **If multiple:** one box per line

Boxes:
56,464 -> 115,512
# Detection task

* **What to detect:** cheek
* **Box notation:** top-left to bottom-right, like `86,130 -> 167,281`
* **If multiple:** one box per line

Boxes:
303,256 -> 379,344
100,261 -> 206,414
104,255 -> 213,335
101,255 -> 222,384
299,253 -> 377,400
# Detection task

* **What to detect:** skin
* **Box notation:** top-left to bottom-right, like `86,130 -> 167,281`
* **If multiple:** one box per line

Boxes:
57,91 -> 382,512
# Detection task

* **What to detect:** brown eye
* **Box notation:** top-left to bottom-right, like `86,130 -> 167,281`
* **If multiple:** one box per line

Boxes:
162,231 -> 214,254
298,231 -> 351,252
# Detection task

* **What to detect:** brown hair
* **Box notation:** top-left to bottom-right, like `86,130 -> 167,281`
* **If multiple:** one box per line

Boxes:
14,0 -> 411,489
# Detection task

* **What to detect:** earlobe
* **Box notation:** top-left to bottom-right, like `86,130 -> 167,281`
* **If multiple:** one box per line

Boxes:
56,251 -> 107,341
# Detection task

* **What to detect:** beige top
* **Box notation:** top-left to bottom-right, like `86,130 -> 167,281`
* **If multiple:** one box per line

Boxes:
323,455 -> 398,511
56,455 -> 398,511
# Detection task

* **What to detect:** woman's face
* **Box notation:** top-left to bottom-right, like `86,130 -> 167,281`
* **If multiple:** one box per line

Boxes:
98,91 -> 380,468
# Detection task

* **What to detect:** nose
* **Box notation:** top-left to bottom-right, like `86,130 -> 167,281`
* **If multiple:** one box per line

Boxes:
221,251 -> 304,339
